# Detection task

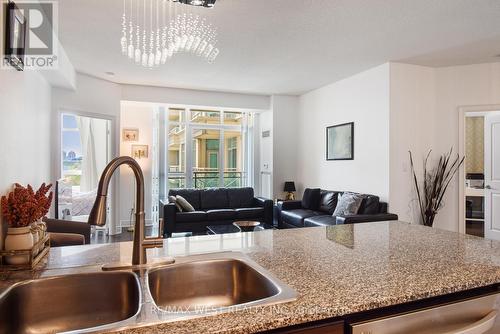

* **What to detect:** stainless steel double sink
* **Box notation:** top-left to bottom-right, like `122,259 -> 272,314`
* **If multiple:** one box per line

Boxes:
0,252 -> 297,334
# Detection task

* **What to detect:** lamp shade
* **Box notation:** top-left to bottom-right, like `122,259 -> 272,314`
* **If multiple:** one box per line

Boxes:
284,182 -> 296,192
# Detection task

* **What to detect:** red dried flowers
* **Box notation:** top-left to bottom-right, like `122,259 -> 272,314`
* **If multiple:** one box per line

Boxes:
1,183 -> 53,228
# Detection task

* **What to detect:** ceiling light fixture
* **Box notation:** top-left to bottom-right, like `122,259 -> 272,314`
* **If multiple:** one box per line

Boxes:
121,0 -> 219,68
174,0 -> 216,7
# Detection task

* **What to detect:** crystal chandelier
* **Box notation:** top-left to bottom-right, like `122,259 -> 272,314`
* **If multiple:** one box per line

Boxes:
120,0 -> 219,68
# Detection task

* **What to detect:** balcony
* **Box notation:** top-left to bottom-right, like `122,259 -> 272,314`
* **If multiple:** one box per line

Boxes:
167,168 -> 245,189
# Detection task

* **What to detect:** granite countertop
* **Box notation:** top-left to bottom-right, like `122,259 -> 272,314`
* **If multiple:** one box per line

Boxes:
3,221 -> 500,333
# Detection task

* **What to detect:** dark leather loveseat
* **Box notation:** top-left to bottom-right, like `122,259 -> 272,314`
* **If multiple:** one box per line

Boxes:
161,187 -> 273,237
278,189 -> 398,228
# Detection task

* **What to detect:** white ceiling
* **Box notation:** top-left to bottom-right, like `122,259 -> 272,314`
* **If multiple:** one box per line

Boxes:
56,0 -> 500,95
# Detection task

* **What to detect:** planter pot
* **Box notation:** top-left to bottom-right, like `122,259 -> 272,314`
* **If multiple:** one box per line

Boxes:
4,226 -> 34,265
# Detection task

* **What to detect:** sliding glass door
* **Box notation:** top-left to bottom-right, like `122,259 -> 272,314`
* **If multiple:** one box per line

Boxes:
191,128 -> 221,188
224,130 -> 244,187
163,107 -> 250,191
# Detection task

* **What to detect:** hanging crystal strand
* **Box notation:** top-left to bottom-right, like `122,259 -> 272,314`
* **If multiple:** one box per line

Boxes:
127,0 -> 135,58
167,0 -> 174,58
135,0 -> 141,63
173,2 -> 181,53
208,23 -> 220,63
203,25 -> 216,61
121,0 -> 128,54
191,16 -> 202,53
141,0 -> 148,67
196,20 -> 209,57
161,0 -> 168,64
208,41 -> 219,63
184,12 -> 192,52
194,19 -> 207,55
186,13 -> 196,53
155,0 -> 161,65
174,4 -> 180,52
148,0 -> 155,67
181,6 -> 188,52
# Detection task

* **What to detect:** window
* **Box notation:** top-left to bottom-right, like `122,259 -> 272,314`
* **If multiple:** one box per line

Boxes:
163,108 -> 250,190
61,114 -> 83,187
227,137 -> 237,169
224,111 -> 244,125
190,109 -> 220,124
192,129 -> 220,188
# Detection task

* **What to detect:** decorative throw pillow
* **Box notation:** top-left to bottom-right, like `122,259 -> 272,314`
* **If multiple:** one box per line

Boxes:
333,192 -> 363,216
176,195 -> 195,212
301,188 -> 321,210
168,195 -> 182,212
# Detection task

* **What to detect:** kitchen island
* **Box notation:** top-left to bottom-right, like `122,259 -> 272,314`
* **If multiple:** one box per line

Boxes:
2,221 -> 500,333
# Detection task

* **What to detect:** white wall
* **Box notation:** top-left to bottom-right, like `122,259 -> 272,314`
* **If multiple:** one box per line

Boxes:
296,63 -> 391,201
294,61 -> 500,233
389,63 -> 436,224
0,70 -> 52,249
388,62 -> 500,232
272,96 -> 299,199
51,74 -> 122,182
432,62 -> 500,231
52,74 -> 122,233
122,83 -> 270,110
0,0 -> 74,246
119,102 -> 154,227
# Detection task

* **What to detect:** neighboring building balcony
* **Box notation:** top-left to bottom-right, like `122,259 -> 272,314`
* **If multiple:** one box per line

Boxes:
167,168 -> 245,189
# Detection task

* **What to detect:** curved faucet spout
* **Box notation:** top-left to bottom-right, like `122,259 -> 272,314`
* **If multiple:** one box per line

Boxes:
89,156 -> 144,226
88,156 -> 151,266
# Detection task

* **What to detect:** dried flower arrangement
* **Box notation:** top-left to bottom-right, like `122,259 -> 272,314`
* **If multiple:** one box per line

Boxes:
1,183 -> 53,228
409,149 -> 464,227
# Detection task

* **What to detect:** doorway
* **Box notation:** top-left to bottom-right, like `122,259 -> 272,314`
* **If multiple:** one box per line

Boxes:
460,109 -> 500,239
59,113 -> 112,232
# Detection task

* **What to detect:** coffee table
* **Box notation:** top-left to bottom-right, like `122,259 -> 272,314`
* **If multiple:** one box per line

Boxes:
207,222 -> 276,235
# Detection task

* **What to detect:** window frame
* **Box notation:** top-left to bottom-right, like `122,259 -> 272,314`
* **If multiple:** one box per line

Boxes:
163,106 -> 251,191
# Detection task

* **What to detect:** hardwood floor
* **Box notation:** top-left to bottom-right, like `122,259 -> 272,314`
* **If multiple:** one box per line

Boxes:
90,226 -> 195,244
90,226 -> 158,244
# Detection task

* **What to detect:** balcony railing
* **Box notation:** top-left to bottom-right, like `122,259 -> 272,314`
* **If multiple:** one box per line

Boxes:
167,169 -> 245,189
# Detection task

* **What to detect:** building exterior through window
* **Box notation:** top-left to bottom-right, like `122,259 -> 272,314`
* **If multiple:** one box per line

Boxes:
162,107 -> 253,192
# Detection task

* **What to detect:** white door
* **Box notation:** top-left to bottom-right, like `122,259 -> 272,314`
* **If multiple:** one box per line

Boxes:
485,112 -> 500,240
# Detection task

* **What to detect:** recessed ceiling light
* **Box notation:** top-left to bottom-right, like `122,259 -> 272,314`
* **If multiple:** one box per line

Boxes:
105,71 -> 115,76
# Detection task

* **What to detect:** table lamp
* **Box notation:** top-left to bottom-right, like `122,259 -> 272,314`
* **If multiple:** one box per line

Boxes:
284,181 -> 296,201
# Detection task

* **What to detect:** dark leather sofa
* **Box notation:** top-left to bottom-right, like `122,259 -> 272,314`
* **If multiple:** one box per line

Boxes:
278,190 -> 398,228
161,187 -> 273,237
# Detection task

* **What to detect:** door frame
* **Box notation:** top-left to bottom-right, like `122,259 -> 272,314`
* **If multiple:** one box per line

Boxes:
56,108 -> 118,234
458,104 -> 500,235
